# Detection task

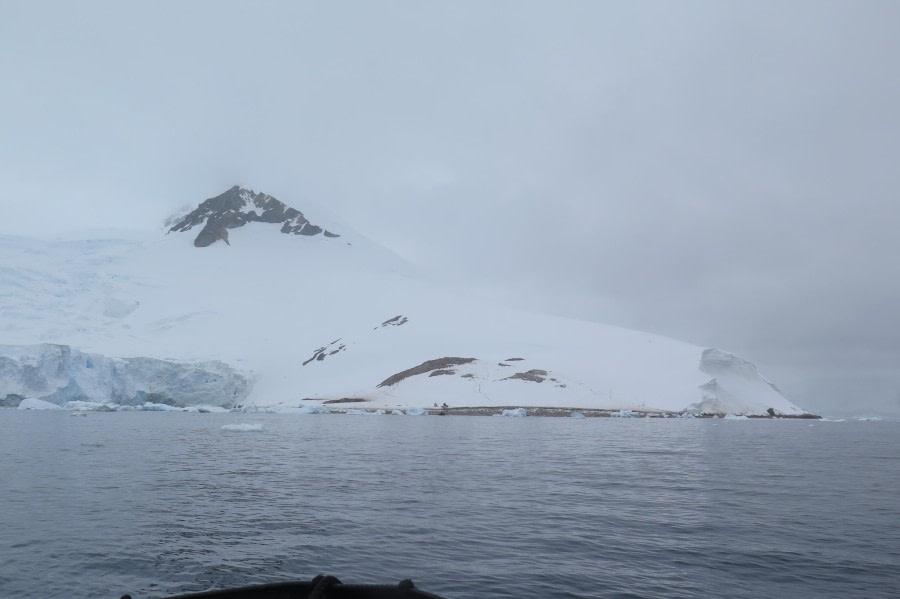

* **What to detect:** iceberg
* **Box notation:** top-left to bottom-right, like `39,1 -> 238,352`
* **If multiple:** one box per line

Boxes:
405,407 -> 428,416
500,408 -> 527,417
611,410 -> 637,418
17,398 -> 63,410
569,411 -> 585,419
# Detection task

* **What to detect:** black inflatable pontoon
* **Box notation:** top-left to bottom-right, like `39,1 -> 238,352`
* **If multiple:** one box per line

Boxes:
121,575 -> 446,599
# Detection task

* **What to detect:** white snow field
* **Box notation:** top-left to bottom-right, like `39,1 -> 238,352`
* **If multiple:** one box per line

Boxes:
0,186 -> 810,416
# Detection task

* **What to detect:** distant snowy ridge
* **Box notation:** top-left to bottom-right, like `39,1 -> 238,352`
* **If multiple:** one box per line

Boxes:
168,185 -> 339,246
0,186 -> 815,417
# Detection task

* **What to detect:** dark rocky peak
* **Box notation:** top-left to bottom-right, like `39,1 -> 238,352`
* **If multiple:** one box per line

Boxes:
168,185 -> 340,247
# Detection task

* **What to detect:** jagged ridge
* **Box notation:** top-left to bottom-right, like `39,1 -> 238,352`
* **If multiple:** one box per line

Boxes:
168,185 -> 340,247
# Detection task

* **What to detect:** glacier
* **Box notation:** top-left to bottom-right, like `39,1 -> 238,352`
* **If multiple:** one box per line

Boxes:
0,344 -> 251,408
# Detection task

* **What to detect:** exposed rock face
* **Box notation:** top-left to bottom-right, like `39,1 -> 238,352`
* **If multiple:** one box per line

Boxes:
377,357 -> 476,388
168,185 -> 340,247
0,344 -> 252,407
504,369 -> 549,383
302,339 -> 347,366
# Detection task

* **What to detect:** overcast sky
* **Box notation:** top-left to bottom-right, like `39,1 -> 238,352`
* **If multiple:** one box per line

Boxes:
2,0 -> 898,415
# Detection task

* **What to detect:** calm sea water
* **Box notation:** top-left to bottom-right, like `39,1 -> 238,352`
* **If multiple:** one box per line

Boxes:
0,412 -> 897,599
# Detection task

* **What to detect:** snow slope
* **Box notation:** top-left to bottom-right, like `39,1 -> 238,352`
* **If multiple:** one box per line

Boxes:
0,187 -> 810,416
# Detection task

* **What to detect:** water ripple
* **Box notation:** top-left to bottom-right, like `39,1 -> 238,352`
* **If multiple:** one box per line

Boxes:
0,413 -> 897,598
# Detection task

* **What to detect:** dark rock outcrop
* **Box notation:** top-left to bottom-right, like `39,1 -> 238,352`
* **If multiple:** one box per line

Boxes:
377,357 -> 476,387
169,185 -> 340,247
302,339 -> 346,366
504,369 -> 549,383
376,315 -> 408,329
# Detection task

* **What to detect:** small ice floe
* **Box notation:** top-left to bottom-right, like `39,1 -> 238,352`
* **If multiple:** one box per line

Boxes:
64,400 -> 118,412
345,408 -> 367,415
17,398 -> 63,410
391,409 -> 405,415
70,411 -> 88,417
296,405 -> 331,414
680,412 -> 696,419
182,405 -> 228,413
569,411 -> 585,419
611,410 -> 637,418
405,407 -> 428,416
724,414 -> 749,420
221,423 -> 264,432
139,402 -> 179,412
855,416 -> 883,422
237,404 -> 275,414
269,406 -> 301,414
500,408 -> 527,417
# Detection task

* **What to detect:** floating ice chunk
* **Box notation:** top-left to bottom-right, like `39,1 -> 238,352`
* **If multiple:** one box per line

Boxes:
297,405 -> 331,414
724,414 -> 749,420
345,408 -> 368,415
611,410 -> 637,418
501,408 -> 527,417
391,409 -> 404,415
569,411 -> 585,419
267,406 -> 304,414
680,412 -> 696,419
70,411 -> 88,417
140,402 -> 179,411
405,407 -> 428,416
183,405 -> 228,413
221,423 -> 264,432
239,405 -> 275,413
17,398 -> 63,410
64,400 -> 118,412
855,416 -> 883,421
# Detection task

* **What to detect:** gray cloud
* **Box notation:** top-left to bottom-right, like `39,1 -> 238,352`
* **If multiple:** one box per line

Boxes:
2,0 -> 899,415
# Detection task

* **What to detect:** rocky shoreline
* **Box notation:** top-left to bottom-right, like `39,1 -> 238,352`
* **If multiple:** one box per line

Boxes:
337,406 -> 823,419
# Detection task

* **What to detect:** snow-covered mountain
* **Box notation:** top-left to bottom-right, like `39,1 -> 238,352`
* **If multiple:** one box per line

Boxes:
0,186 -> 813,416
